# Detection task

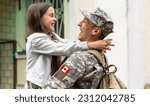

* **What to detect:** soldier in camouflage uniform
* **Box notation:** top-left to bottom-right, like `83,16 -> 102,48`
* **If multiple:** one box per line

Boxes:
43,7 -> 114,89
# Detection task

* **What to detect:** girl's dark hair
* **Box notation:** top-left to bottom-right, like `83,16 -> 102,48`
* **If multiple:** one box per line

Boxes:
26,2 -> 60,74
26,2 -> 53,36
51,56 -> 61,75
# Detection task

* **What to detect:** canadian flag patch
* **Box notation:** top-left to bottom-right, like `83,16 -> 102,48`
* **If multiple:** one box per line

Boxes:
54,65 -> 71,80
60,65 -> 70,74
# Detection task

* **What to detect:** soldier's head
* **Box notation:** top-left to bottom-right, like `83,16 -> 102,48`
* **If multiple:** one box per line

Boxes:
78,7 -> 113,42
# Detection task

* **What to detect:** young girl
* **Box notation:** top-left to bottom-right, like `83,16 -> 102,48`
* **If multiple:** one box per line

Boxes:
25,2 -> 113,89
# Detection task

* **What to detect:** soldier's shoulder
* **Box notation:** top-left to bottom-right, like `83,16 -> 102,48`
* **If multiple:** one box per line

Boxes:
72,51 -> 92,57
70,51 -> 96,61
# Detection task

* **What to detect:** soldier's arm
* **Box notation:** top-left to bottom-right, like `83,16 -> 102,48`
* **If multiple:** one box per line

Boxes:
44,52 -> 86,89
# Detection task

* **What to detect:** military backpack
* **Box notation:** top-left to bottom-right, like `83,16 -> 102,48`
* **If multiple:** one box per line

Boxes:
88,50 -> 127,89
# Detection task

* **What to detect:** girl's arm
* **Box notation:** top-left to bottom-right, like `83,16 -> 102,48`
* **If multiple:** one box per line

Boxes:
28,33 -> 114,56
29,35 -> 88,56
53,32 -> 114,51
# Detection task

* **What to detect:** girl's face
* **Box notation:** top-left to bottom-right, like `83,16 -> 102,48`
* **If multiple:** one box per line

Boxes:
40,7 -> 57,34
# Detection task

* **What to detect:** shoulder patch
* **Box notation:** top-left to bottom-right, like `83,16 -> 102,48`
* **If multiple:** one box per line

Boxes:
53,65 -> 70,81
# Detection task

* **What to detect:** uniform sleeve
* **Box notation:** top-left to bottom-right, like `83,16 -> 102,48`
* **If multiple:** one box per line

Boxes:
31,36 -> 88,56
43,52 -> 86,89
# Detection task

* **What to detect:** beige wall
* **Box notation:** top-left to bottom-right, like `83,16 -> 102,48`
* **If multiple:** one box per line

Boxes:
144,0 -> 150,84
17,59 -> 26,87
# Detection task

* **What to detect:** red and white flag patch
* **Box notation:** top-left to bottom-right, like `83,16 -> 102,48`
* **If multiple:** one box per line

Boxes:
54,65 -> 71,81
60,65 -> 70,74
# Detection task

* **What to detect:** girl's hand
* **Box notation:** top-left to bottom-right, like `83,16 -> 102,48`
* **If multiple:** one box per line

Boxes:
87,39 -> 114,52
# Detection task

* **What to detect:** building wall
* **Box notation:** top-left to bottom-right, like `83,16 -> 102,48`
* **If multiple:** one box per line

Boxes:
144,0 -> 150,85
0,0 -> 26,88
0,43 -> 14,88
0,0 -> 16,40
15,0 -> 26,87
16,0 -> 26,52
127,0 -> 144,88
16,59 -> 26,87
0,0 -> 17,88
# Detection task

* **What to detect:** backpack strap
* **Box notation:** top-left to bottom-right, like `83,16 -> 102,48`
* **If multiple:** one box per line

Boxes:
88,50 -> 118,89
88,50 -> 117,74
88,50 -> 108,68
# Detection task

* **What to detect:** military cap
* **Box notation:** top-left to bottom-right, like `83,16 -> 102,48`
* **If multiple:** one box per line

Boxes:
79,7 -> 113,36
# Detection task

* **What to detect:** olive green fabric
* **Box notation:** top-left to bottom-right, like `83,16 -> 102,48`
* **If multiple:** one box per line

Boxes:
88,50 -> 127,89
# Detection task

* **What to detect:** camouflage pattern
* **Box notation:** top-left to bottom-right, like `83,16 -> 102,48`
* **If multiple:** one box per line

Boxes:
79,7 -> 113,36
43,51 -> 104,89
26,81 -> 42,89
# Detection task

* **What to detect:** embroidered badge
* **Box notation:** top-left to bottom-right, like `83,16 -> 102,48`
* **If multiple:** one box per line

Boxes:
54,65 -> 70,81
60,65 -> 70,74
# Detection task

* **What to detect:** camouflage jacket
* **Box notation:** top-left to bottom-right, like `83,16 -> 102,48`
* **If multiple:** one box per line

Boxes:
44,51 -> 104,89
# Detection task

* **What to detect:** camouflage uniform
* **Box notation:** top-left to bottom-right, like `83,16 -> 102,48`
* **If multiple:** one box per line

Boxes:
26,81 -> 42,89
44,51 -> 103,89
43,7 -> 113,89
